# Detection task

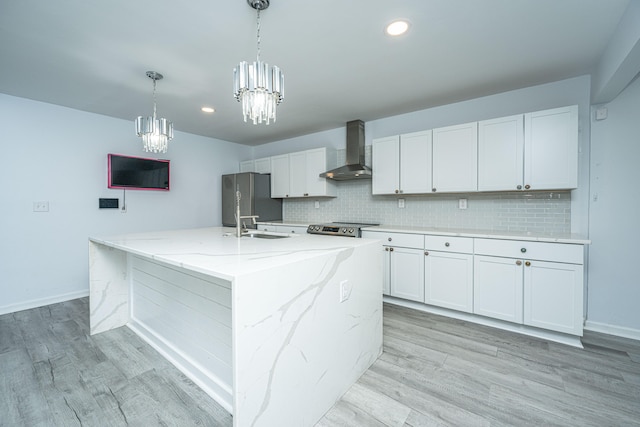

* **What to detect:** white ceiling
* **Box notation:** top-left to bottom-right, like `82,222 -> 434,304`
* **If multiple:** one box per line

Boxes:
0,0 -> 631,145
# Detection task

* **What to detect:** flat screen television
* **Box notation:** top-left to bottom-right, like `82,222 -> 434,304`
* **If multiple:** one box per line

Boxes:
108,154 -> 170,191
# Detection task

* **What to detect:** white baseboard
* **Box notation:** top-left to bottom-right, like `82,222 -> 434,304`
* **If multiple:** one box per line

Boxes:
584,320 -> 640,341
0,290 -> 89,316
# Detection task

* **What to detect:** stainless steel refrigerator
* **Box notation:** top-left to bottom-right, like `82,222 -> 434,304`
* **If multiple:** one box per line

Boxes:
221,172 -> 282,228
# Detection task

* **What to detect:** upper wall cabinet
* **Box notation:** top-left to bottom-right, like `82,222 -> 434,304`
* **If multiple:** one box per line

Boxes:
271,148 -> 336,199
478,106 -> 578,191
239,157 -> 272,174
432,122 -> 478,193
372,130 -> 432,195
478,114 -> 524,191
524,105 -> 578,190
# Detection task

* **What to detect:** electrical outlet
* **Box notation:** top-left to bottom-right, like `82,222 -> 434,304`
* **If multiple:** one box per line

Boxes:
33,201 -> 49,212
314,201 -> 320,209
458,198 -> 468,209
398,198 -> 405,208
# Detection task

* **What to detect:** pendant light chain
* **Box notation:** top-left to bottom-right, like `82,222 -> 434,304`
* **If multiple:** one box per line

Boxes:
152,77 -> 158,120
256,9 -> 261,62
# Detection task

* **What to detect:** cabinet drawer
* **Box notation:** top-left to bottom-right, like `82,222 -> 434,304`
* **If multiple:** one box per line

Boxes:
424,235 -> 473,253
474,238 -> 584,264
361,231 -> 424,249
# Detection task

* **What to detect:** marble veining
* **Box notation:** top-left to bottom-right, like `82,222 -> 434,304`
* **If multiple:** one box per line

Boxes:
89,227 -> 383,427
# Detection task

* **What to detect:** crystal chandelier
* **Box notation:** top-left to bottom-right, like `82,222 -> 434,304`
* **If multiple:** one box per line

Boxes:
135,71 -> 174,153
233,0 -> 284,125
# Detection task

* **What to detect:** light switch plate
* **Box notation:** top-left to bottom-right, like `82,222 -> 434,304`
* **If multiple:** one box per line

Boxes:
398,198 -> 405,208
458,198 -> 468,209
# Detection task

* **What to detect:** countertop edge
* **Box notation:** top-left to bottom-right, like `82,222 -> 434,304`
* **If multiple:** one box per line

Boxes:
361,226 -> 590,245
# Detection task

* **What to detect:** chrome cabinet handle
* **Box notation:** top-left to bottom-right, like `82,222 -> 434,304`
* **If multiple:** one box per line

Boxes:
389,247 -> 394,252
516,260 -> 522,266
424,251 -> 429,256
524,184 -> 531,190
395,189 -> 399,194
525,261 -> 531,267
432,188 -> 437,192
517,185 -> 522,190
521,248 -> 527,253
388,237 -> 392,242
385,247 -> 389,251
445,242 -> 450,247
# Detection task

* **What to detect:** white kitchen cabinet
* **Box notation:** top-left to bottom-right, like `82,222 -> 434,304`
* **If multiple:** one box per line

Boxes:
474,255 -> 524,323
424,250 -> 474,313
372,131 -> 432,195
372,136 -> 400,195
524,260 -> 583,335
432,122 -> 478,193
275,225 -> 308,234
524,105 -> 578,190
240,160 -> 255,173
240,157 -> 271,174
254,157 -> 271,174
271,148 -> 336,198
474,238 -> 584,335
362,231 -> 424,301
477,114 -> 524,192
270,154 -> 290,198
388,246 -> 425,302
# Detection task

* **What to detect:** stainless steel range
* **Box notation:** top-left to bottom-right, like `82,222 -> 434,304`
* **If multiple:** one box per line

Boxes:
307,222 -> 379,238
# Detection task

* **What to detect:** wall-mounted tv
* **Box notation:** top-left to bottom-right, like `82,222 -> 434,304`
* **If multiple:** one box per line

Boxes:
108,154 -> 170,191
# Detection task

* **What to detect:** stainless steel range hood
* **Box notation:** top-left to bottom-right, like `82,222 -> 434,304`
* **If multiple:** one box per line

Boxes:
319,120 -> 371,181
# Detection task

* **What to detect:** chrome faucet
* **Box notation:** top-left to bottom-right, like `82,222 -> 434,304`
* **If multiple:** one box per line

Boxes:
235,190 -> 259,238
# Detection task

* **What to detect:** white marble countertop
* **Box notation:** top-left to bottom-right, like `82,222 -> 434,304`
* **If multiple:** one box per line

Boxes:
90,227 -> 375,281
362,225 -> 590,244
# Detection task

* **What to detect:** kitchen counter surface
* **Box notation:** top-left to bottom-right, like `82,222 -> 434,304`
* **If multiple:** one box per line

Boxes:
90,226 -> 373,281
361,225 -> 590,244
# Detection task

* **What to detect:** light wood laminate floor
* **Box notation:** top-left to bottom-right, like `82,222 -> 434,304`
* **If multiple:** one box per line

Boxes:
1,298 -> 639,426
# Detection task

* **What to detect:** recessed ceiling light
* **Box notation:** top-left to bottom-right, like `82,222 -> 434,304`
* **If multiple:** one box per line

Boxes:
386,20 -> 410,36
201,107 -> 215,113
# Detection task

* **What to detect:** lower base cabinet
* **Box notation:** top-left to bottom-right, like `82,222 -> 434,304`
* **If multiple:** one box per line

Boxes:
384,246 -> 424,302
524,260 -> 583,335
474,255 -> 524,323
424,251 -> 473,313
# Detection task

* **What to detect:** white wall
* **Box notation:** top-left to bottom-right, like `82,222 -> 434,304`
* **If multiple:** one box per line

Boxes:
587,75 -> 640,337
254,76 -> 592,235
0,94 -> 250,314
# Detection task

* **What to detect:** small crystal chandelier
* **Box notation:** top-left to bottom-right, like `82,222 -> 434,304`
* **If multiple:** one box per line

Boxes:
233,0 -> 284,125
135,71 -> 174,153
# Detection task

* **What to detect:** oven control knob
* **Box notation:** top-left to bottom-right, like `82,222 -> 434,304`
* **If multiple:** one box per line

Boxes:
341,228 -> 347,233
315,226 -> 321,231
348,228 -> 354,233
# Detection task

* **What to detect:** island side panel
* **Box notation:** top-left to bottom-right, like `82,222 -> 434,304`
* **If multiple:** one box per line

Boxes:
89,240 -> 130,334
127,255 -> 234,413
232,241 -> 383,427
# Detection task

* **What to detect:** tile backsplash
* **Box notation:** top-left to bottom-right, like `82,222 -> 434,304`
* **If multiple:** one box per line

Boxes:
283,147 -> 571,233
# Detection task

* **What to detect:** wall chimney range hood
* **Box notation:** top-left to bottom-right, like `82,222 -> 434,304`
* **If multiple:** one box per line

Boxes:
320,120 -> 371,181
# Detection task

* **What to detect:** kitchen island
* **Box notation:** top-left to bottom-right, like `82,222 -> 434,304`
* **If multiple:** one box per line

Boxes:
88,227 -> 382,427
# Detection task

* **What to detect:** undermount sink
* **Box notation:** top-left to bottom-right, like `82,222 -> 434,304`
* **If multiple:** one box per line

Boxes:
242,231 -> 290,239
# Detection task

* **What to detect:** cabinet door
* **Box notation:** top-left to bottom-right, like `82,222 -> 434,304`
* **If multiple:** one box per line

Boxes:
400,130 -> 432,194
478,114 -> 524,191
425,251 -> 473,312
305,148 -> 335,197
240,160 -> 255,173
524,105 -> 578,190
474,256 -> 524,323
389,247 -> 424,302
524,260 -> 583,335
275,225 -> 308,234
270,154 -> 290,198
288,151 -> 307,197
432,122 -> 478,193
372,136 -> 400,195
254,157 -> 271,174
